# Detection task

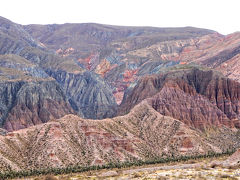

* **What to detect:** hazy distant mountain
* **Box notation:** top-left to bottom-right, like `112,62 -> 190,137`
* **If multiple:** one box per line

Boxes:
24,23 -> 215,58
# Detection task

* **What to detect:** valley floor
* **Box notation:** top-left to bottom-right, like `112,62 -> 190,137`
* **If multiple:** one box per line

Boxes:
16,156 -> 240,180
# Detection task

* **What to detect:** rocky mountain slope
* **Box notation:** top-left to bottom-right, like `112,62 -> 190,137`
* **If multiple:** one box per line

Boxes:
24,23 -> 215,104
0,16 -> 239,126
0,102 -> 238,171
0,16 -> 239,173
119,65 -> 240,130
0,55 -> 74,131
0,16 -> 220,123
24,22 -> 240,106
24,24 -> 214,58
46,70 -> 117,119
0,17 -> 118,121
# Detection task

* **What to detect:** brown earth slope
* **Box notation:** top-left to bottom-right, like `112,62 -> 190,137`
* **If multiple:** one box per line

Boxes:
0,102 -> 238,172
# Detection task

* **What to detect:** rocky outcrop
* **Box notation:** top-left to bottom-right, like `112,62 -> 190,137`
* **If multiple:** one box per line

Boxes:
0,102 -> 238,171
120,66 -> 240,129
47,70 -> 117,119
147,83 -> 233,129
0,54 -> 75,131
0,30 -> 81,72
0,128 -> 7,136
0,80 -> 74,131
199,33 -> 240,82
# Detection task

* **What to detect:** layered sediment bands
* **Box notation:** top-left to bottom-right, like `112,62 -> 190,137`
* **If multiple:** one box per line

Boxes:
24,22 -> 216,104
47,70 -> 117,119
147,84 -> 233,129
0,102 -> 238,171
0,80 -> 74,131
120,66 -> 240,129
186,69 -> 240,127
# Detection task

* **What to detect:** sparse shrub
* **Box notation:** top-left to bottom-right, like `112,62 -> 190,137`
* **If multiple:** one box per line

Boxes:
132,172 -> 142,178
187,160 -> 197,164
228,164 -> 240,169
157,176 -> 167,180
210,163 -> 218,168
0,149 -> 236,179
220,175 -> 238,180
44,175 -> 58,180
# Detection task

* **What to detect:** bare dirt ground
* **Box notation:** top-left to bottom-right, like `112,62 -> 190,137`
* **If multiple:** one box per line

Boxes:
15,156 -> 240,180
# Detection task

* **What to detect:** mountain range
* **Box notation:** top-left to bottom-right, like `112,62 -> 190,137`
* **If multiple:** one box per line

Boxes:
0,16 -> 239,171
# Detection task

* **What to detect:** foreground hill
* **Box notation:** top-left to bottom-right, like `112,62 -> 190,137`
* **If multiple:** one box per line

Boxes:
0,102 -> 238,171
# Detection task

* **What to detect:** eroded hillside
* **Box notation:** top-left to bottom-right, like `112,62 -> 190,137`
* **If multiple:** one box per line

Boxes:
0,102 -> 239,171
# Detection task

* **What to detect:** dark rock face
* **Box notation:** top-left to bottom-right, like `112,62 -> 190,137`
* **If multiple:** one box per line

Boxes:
147,83 -> 233,129
120,66 -> 240,129
185,69 -> 240,127
47,70 -> 117,119
0,80 -> 74,131
0,54 -> 75,131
